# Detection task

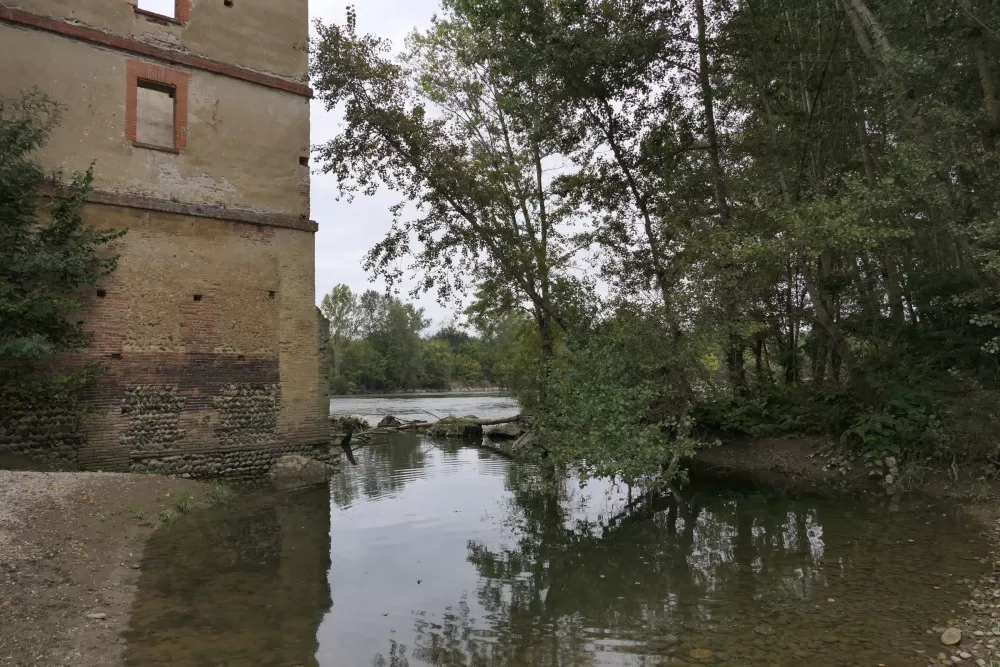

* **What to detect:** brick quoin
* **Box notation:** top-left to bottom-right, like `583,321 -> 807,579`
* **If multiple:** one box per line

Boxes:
126,60 -> 190,150
176,0 -> 191,24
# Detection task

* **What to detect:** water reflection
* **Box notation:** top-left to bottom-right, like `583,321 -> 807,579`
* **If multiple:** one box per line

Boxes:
125,487 -> 332,666
323,437 -> 985,667
124,435 -> 987,667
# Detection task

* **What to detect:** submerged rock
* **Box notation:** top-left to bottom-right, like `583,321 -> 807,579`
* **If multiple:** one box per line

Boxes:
942,628 -> 963,646
268,455 -> 330,489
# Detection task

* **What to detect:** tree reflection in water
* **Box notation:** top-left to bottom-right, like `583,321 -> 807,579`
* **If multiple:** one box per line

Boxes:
318,436 -> 983,667
395,459 -> 981,666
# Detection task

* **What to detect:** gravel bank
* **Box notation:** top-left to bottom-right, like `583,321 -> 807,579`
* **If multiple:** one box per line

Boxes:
0,471 -> 208,666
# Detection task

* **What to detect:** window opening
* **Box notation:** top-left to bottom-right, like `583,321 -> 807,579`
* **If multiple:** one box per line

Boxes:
137,0 -> 176,18
136,81 -> 176,149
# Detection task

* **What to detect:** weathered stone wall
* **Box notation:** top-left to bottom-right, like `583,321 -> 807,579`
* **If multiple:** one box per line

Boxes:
3,0 -> 310,82
128,442 -> 339,480
0,23 -> 311,218
0,393 -> 83,465
44,205 -> 329,475
0,2 -> 327,475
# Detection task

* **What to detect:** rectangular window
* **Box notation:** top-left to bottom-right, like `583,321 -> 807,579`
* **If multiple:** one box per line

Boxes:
136,82 -> 175,149
136,0 -> 176,18
126,61 -> 190,153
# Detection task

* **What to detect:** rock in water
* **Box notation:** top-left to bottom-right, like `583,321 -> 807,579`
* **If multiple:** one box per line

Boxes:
941,628 -> 962,646
378,415 -> 403,428
487,422 -> 524,440
427,417 -> 484,439
689,648 -> 714,660
268,455 -> 330,489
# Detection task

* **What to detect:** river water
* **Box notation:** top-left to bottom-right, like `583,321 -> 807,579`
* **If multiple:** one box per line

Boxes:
125,394 -> 989,666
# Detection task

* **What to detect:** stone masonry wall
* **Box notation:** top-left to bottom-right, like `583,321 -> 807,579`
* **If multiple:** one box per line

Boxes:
0,1 -> 325,477
0,205 -> 329,477
213,383 -> 281,448
0,392 -> 83,465
121,385 -> 186,456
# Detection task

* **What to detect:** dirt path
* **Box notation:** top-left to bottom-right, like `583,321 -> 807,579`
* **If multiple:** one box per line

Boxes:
0,471 -> 208,667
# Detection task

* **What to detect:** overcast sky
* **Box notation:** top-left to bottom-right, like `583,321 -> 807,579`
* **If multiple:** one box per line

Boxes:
309,1 -> 452,325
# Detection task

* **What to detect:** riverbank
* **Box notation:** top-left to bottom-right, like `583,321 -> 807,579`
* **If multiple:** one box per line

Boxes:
0,471 -> 209,667
691,435 -> 998,501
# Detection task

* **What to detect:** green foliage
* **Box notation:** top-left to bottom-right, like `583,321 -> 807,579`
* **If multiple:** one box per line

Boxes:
537,308 -> 705,487
0,90 -> 124,382
207,481 -> 234,505
314,0 -> 1000,479
322,285 -> 516,393
133,506 -> 146,521
321,283 -> 359,377
158,508 -> 178,525
175,489 -> 191,513
329,373 -> 350,395
420,340 -> 454,389
453,353 -> 482,383
954,478 -> 998,504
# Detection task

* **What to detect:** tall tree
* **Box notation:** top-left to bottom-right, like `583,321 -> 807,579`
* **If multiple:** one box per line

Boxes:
0,90 -> 123,383
320,283 -> 358,377
311,4 -> 581,369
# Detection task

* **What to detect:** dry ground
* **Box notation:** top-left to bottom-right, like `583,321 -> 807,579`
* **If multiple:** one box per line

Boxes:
0,470 -> 208,667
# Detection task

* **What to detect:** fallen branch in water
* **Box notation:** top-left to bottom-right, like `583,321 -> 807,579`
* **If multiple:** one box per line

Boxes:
373,414 -> 525,433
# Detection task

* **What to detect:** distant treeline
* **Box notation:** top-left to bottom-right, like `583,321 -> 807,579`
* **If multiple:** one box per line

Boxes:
320,284 -> 532,394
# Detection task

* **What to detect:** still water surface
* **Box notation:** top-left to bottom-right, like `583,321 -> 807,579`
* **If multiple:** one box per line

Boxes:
126,394 -> 988,666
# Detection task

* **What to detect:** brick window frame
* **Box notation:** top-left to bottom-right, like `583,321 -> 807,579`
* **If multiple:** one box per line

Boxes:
126,61 -> 190,153
133,0 -> 190,25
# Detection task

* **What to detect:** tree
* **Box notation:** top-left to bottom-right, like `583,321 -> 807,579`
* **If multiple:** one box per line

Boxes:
0,90 -> 123,383
311,4 -> 582,368
420,339 -> 455,388
453,353 -> 483,384
320,0 -> 1000,478
320,283 -> 358,378
340,338 -> 385,393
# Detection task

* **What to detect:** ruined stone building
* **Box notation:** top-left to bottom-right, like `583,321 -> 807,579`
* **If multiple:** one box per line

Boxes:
0,0 -> 330,475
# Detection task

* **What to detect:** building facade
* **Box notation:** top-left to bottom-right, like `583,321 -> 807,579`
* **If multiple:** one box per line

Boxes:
0,0 -> 330,475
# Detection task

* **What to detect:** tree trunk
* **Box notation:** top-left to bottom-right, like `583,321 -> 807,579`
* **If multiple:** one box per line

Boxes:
695,0 -> 731,222
968,21 -> 1000,135
800,260 -> 868,397
696,0 -> 747,394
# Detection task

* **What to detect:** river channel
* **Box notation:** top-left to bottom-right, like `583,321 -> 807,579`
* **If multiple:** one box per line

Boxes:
124,394 -> 989,666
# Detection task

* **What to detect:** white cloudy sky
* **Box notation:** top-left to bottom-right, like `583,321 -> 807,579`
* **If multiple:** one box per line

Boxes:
308,1 -> 451,325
